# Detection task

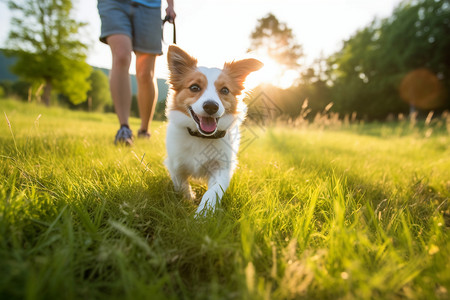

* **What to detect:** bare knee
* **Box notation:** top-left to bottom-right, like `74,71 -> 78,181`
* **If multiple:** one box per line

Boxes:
107,35 -> 132,70
136,67 -> 155,84
136,53 -> 156,84
112,50 -> 132,70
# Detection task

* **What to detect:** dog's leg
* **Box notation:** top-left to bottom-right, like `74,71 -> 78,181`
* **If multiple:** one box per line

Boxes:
176,178 -> 195,201
168,168 -> 194,201
195,169 -> 231,216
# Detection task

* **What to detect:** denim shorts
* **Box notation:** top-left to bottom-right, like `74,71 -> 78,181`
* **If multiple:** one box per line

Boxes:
98,0 -> 162,55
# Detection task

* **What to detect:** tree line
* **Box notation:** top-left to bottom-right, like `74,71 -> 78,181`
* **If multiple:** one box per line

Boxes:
3,0 -> 111,111
2,0 -> 449,120
249,0 -> 449,120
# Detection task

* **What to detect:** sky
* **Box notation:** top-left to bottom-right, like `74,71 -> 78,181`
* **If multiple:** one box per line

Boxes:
0,0 -> 404,82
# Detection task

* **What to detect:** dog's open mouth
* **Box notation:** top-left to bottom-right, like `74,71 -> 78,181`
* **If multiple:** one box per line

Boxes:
188,106 -> 219,135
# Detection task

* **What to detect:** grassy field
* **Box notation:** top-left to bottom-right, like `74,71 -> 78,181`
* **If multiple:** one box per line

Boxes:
1,99 -> 449,300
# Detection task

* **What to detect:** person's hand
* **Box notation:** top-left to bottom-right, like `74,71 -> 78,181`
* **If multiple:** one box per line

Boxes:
165,5 -> 176,23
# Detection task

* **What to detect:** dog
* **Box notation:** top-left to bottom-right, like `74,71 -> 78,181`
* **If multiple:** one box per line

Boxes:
164,45 -> 263,216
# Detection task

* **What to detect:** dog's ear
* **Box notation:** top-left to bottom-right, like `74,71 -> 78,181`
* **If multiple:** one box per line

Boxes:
223,59 -> 263,91
167,45 -> 197,86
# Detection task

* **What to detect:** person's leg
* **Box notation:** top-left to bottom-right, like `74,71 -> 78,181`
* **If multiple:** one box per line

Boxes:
135,52 -> 158,134
107,34 -> 133,127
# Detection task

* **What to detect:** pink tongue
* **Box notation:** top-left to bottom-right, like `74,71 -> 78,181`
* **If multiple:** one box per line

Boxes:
199,117 -> 217,133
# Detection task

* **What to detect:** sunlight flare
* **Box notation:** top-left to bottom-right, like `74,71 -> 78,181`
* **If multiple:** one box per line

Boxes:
245,52 -> 299,90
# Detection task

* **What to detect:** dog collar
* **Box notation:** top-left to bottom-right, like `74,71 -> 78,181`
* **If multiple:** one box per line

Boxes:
187,128 -> 226,139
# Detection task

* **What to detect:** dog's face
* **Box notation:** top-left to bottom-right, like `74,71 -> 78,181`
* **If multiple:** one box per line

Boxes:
167,45 -> 263,136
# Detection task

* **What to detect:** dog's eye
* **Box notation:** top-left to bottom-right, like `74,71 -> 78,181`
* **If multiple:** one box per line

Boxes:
220,87 -> 230,95
189,84 -> 201,92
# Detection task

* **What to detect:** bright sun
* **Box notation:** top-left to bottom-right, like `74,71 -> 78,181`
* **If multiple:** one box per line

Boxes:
245,52 -> 299,90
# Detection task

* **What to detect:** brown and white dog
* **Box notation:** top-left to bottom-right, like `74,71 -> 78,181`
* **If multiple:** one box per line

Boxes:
164,45 -> 263,216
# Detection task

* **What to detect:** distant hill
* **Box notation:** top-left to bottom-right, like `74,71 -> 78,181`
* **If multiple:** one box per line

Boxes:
95,67 -> 169,103
0,49 -> 169,102
0,50 -> 18,82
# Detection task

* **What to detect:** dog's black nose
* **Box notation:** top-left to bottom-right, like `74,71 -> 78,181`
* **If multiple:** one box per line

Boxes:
203,100 -> 219,115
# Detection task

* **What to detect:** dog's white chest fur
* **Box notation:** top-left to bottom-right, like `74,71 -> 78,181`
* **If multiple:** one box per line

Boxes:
165,117 -> 239,178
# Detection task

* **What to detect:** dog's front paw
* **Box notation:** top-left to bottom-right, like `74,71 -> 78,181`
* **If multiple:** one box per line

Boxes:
194,190 -> 218,218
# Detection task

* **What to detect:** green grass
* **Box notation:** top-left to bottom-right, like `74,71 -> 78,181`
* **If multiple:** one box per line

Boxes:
1,99 -> 449,299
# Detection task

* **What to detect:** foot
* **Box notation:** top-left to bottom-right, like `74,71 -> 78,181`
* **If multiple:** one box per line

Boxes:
137,129 -> 151,139
114,125 -> 133,146
194,190 -> 218,218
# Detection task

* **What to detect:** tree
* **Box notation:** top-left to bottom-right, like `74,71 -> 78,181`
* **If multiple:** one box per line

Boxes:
6,0 -> 91,106
249,13 -> 303,69
246,14 -> 334,121
86,69 -> 112,112
329,0 -> 450,119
